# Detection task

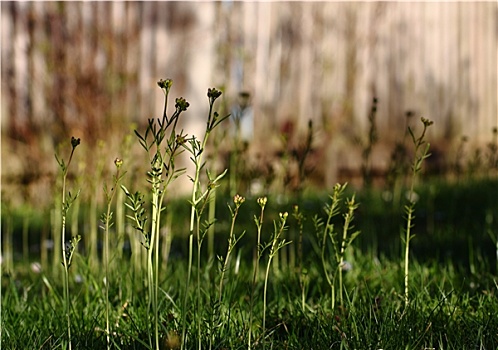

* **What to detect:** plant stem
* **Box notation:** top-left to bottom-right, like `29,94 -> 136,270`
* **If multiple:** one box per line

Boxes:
58,137 -> 80,350
263,212 -> 288,350
338,195 -> 358,307
219,199 -> 241,302
404,117 -> 433,307
248,197 -> 266,349
102,159 -> 124,349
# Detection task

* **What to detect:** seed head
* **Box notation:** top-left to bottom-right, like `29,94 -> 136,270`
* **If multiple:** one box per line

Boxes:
175,97 -> 190,112
71,136 -> 81,149
157,78 -> 173,92
207,88 -> 222,103
421,117 -> 434,127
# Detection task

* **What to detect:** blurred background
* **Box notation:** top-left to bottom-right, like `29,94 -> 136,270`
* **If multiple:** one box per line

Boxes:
1,1 -> 497,207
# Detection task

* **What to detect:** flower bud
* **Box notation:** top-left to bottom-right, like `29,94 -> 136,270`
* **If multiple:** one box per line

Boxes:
114,158 -> 123,168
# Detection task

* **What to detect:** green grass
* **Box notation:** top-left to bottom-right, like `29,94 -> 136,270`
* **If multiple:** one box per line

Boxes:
2,241 -> 497,349
2,179 -> 498,349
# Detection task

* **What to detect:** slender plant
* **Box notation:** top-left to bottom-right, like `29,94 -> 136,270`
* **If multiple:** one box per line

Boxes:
403,117 -> 433,306
218,194 -> 246,302
100,157 -> 125,349
292,204 -> 307,312
262,211 -> 291,350
314,183 -> 345,310
123,79 -> 188,350
55,136 -> 81,350
314,183 -> 360,309
337,195 -> 360,307
248,196 -> 267,349
181,87 -> 229,350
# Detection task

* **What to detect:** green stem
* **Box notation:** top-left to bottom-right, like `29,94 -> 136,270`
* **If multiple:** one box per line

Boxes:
196,214 -> 202,350
150,180 -> 161,350
219,206 -> 239,302
104,206 -> 111,348
262,254 -> 272,350
208,188 -> 216,260
248,204 -> 264,350
60,144 -> 77,350
262,213 -> 287,350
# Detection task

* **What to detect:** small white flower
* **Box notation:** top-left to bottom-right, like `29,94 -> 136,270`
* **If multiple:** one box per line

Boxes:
30,262 -> 42,274
341,260 -> 353,272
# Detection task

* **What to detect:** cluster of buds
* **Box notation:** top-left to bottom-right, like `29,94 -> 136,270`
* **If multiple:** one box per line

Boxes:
114,158 -> 123,169
233,194 -> 246,208
157,78 -> 173,93
421,117 -> 434,127
175,97 -> 190,112
71,136 -> 81,149
207,87 -> 222,103
257,196 -> 268,209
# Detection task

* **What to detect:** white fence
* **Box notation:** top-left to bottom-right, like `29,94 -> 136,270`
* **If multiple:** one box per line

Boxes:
1,2 -> 497,190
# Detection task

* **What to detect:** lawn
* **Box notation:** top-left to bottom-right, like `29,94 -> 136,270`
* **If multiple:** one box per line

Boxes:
1,81 -> 497,350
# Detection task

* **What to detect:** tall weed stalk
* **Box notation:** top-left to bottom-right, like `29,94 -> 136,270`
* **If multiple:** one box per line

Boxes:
315,183 -> 360,310
219,194 -> 246,302
100,158 -> 125,348
182,87 -> 229,350
55,136 -> 81,350
262,211 -> 291,350
248,196 -> 267,349
403,117 -> 433,306
123,79 -> 188,350
292,204 -> 307,312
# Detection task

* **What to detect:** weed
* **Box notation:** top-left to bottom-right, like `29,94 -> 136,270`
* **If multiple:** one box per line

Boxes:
247,196 -> 267,349
55,136 -> 82,350
315,183 -> 360,310
100,157 -> 125,348
123,78 -> 188,350
292,204 -> 307,312
403,117 -> 433,306
219,194 -> 246,302
181,87 -> 229,350
262,211 -> 291,350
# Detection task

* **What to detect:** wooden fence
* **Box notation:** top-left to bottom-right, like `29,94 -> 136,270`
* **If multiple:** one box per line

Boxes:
1,1 -> 497,195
